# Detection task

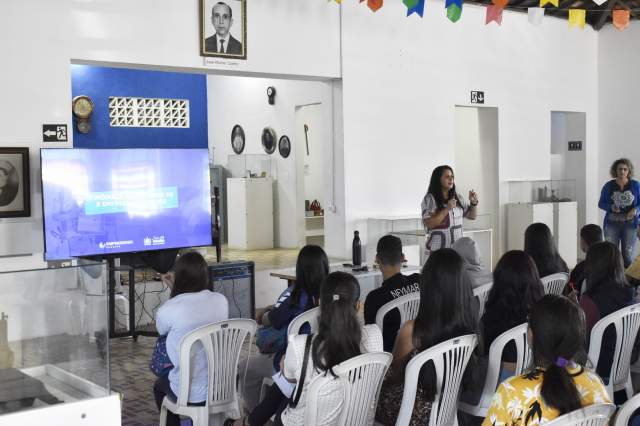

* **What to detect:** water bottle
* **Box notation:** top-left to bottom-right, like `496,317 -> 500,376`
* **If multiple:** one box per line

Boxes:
352,231 -> 362,266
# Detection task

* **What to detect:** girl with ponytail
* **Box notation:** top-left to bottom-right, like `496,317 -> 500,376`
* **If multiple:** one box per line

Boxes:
278,272 -> 383,426
483,295 -> 610,426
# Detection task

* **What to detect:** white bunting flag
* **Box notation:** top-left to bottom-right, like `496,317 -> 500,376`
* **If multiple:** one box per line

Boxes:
528,7 -> 545,25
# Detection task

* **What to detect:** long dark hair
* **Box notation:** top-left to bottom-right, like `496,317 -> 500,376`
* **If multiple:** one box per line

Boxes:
290,245 -> 329,309
312,272 -> 362,376
529,295 -> 587,414
427,165 -> 461,209
584,241 -> 628,295
413,248 -> 478,400
524,223 -> 568,277
484,251 -> 544,325
170,251 -> 209,298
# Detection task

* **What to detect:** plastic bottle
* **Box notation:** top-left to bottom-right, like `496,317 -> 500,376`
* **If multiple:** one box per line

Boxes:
352,231 -> 362,266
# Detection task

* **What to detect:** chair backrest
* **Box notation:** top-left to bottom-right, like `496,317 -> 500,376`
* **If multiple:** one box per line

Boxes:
397,334 -> 478,426
305,352 -> 392,426
614,392 -> 640,426
544,403 -> 616,426
287,306 -> 321,337
476,323 -> 531,410
541,272 -> 569,295
176,318 -> 257,408
375,292 -> 421,335
473,282 -> 493,319
587,303 -> 640,397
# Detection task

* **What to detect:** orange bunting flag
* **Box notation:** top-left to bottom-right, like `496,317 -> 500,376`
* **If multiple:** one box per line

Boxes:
492,0 -> 509,8
568,9 -> 585,29
368,0 -> 383,11
613,9 -> 630,31
485,4 -> 504,25
539,0 -> 558,7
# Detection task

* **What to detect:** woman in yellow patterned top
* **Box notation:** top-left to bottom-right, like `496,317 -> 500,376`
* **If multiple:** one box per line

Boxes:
482,295 -> 610,426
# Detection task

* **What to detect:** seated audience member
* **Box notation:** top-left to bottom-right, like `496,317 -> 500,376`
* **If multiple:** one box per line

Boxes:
246,245 -> 329,424
524,222 -> 569,278
483,294 -> 610,426
376,249 -> 478,425
364,235 -> 420,352
276,272 -> 383,425
563,224 -> 603,296
579,241 -> 634,381
452,237 -> 493,288
153,252 -> 229,426
626,252 -> 640,286
482,251 -> 544,378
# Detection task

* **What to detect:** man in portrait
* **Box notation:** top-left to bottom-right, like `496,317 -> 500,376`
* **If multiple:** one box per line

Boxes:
204,2 -> 243,55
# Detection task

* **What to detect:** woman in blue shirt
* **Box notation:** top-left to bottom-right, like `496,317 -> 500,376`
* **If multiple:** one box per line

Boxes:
598,158 -> 640,267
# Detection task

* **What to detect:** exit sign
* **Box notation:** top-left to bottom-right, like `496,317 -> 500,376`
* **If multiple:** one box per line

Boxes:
471,91 -> 485,104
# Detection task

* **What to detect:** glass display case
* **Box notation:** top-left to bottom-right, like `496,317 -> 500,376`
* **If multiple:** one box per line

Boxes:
227,154 -> 273,179
507,179 -> 576,204
0,259 -> 110,416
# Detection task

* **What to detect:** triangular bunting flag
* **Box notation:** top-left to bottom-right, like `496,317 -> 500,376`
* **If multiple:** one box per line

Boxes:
406,0 -> 426,16
447,4 -> 462,22
492,0 -> 509,8
403,0 -> 420,7
568,9 -> 585,29
592,0 -> 606,5
446,0 -> 464,8
613,9 -> 630,30
368,0 -> 383,11
539,0 -> 558,7
486,4 -> 503,25
528,7 -> 544,25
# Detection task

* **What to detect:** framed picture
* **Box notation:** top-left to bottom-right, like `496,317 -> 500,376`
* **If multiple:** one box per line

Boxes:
231,124 -> 245,155
278,135 -> 291,159
0,147 -> 30,218
200,0 -> 247,60
262,128 -> 277,155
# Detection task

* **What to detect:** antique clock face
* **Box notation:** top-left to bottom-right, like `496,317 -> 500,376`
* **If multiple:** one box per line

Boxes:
72,96 -> 94,119
77,120 -> 91,134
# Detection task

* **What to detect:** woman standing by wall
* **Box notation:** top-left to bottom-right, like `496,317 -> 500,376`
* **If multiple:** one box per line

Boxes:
598,158 -> 640,267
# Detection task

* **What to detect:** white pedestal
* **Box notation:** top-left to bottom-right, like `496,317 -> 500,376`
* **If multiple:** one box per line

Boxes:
553,201 -> 578,268
506,203 -> 554,251
227,178 -> 274,250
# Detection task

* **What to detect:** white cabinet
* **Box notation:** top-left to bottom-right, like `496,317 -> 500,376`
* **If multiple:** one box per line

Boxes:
553,201 -> 578,268
227,178 -> 274,250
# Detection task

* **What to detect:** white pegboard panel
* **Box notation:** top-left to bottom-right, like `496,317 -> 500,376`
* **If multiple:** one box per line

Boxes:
108,96 -> 189,128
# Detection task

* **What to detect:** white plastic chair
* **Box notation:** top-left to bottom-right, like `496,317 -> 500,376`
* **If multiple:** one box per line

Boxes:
396,334 -> 478,426
160,318 -> 257,426
459,323 -> 530,418
541,272 -> 569,295
305,352 -> 392,426
587,303 -> 640,400
473,282 -> 493,319
287,306 -> 321,337
615,392 -> 640,426
375,292 -> 421,336
544,403 -> 616,426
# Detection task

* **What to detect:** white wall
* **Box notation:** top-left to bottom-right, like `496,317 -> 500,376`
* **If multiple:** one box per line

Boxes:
0,0 -> 341,261
339,1 -> 599,256
297,105 -> 325,207
598,22 -> 640,219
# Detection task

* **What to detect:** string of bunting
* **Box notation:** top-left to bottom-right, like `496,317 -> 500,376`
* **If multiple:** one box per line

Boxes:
328,0 -> 633,31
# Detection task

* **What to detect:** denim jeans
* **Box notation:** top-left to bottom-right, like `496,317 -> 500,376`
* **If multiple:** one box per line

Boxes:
604,220 -> 638,268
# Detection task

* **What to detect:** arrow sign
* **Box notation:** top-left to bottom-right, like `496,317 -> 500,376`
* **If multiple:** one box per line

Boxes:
43,124 -> 68,142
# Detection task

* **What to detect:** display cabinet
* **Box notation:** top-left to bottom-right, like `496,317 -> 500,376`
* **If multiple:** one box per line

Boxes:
0,260 -> 110,417
507,179 -> 576,204
227,154 -> 273,179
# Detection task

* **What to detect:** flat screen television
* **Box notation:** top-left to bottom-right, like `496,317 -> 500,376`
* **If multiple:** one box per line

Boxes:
41,148 -> 212,260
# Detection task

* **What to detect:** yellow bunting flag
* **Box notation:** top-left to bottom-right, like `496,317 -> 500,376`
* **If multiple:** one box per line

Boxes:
613,9 -> 630,31
539,0 -> 558,7
568,9 -> 586,29
368,0 -> 383,11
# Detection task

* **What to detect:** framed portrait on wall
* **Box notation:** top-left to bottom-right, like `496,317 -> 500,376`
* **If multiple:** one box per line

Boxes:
0,148 -> 30,218
200,0 -> 247,60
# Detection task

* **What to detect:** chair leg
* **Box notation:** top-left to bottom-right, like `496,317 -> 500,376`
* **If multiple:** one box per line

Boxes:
159,405 -> 168,426
625,377 -> 635,401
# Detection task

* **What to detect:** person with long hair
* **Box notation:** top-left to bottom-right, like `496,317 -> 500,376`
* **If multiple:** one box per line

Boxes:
421,165 -> 478,256
245,245 -> 329,424
563,224 -> 604,296
580,241 -> 634,380
483,295 -> 610,426
376,248 -> 478,425
153,252 -> 229,426
598,158 -> 640,267
524,223 -> 568,278
482,251 -> 544,377
276,272 -> 382,426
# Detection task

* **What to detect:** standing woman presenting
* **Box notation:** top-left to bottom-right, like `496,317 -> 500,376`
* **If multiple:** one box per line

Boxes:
421,165 -> 478,256
598,158 -> 640,267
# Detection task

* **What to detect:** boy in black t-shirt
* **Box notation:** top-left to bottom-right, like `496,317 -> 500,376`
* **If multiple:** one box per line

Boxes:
364,235 -> 420,352
564,224 -> 603,296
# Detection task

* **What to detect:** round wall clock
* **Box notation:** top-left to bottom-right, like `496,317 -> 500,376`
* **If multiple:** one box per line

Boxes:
261,127 -> 277,154
278,135 -> 291,158
231,125 -> 245,155
72,95 -> 94,119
